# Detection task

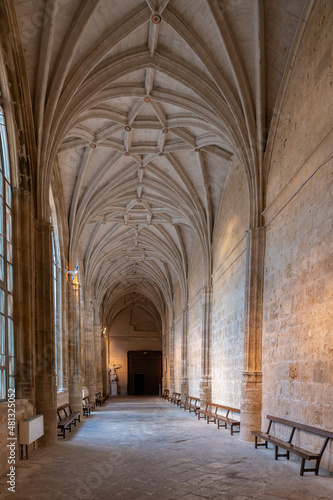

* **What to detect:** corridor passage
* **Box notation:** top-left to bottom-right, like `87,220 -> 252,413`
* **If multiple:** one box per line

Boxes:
0,397 -> 332,500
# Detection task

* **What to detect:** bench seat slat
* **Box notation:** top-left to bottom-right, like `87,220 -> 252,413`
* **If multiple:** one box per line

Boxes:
57,405 -> 81,438
197,402 -> 240,434
252,416 -> 332,475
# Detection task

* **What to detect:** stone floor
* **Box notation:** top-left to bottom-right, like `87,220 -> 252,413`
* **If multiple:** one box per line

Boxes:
0,396 -> 332,499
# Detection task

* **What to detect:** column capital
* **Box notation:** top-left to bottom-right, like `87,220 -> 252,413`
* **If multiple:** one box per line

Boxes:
242,371 -> 262,383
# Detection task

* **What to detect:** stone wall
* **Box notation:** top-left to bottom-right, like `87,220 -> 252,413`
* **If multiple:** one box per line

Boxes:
173,320 -> 182,393
108,307 -> 162,395
211,253 -> 246,406
173,282 -> 182,393
187,238 -> 204,396
263,1 -> 333,470
263,157 -> 333,467
266,1 -> 333,208
187,297 -> 202,397
211,161 -> 249,406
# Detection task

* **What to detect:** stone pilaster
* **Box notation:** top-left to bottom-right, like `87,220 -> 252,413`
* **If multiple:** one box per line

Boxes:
102,335 -> 108,395
67,280 -> 82,415
200,286 -> 212,402
61,268 -> 69,391
35,220 -> 57,445
161,328 -> 167,391
181,308 -> 189,396
94,304 -> 103,394
84,296 -> 96,399
13,187 -> 35,404
168,324 -> 175,393
240,226 -> 265,441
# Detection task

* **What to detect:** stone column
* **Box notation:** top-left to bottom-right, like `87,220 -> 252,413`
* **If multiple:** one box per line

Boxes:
168,324 -> 175,393
161,326 -> 167,391
94,304 -> 103,393
101,335 -> 108,395
67,280 -> 82,415
61,268 -> 69,391
181,308 -> 189,396
200,286 -> 212,402
240,226 -> 265,441
35,221 -> 57,445
84,296 -> 96,399
13,187 -> 35,404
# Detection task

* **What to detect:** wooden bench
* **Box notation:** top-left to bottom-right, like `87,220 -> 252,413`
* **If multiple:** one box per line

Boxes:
167,391 -> 175,402
197,402 -> 240,435
57,404 -> 81,438
95,391 -> 107,407
197,402 -> 214,422
182,396 -> 200,414
167,391 -> 180,404
214,404 -> 240,435
170,392 -> 181,405
161,389 -> 169,400
179,395 -> 190,410
252,415 -> 333,475
82,396 -> 95,416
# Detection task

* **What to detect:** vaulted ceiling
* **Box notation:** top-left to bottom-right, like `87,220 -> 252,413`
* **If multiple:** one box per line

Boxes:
13,0 -> 306,325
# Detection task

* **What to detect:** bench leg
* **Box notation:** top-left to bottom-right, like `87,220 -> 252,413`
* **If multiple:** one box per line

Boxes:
275,446 -> 289,460
231,424 -> 240,435
274,445 -> 278,460
315,458 -> 320,476
300,458 -> 305,476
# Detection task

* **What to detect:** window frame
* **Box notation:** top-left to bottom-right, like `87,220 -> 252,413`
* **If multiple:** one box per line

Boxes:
0,103 -> 14,402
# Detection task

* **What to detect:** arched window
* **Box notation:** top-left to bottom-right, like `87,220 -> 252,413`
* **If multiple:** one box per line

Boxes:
50,190 -> 63,390
0,104 -> 14,401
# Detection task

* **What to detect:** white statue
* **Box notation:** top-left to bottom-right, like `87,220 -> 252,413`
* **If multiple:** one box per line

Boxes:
108,363 -> 122,383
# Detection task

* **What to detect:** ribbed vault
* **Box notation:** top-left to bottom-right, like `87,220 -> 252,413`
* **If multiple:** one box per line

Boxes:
12,0 -> 306,323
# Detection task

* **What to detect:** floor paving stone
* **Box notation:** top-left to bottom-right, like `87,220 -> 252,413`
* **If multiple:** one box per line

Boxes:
0,396 -> 332,499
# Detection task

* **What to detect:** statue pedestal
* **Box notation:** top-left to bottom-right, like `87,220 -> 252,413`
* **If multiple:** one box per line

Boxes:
111,382 -> 118,396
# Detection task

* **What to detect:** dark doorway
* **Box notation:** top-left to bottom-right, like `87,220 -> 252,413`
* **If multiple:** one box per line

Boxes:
128,351 -> 162,395
133,374 -> 145,395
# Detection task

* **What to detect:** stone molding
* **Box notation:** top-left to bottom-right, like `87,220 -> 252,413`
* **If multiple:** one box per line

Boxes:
211,235 -> 246,285
264,128 -> 333,226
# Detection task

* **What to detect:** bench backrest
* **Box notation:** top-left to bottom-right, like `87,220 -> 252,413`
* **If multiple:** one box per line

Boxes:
190,397 -> 200,406
57,405 -> 70,420
203,402 -> 216,412
267,415 -> 333,439
215,404 -> 240,415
